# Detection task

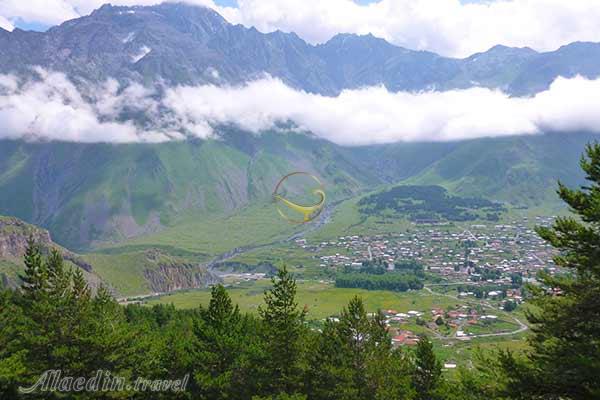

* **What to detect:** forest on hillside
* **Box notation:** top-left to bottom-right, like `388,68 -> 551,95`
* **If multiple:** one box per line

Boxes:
358,185 -> 505,222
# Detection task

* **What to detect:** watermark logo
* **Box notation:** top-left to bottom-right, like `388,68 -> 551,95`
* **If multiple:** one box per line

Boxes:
273,172 -> 326,223
19,370 -> 189,394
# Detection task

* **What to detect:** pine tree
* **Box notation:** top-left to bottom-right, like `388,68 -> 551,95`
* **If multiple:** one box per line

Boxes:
204,284 -> 240,331
94,284 -> 114,308
15,239 -> 58,382
46,248 -> 71,302
259,266 -> 307,396
45,250 -> 79,374
498,143 -> 600,399
413,335 -> 442,400
194,284 -> 244,400
77,282 -> 142,394
0,290 -> 28,398
366,311 -> 414,400
307,318 -> 357,400
71,268 -> 91,304
308,296 -> 413,400
18,238 -> 47,301
337,296 -> 372,398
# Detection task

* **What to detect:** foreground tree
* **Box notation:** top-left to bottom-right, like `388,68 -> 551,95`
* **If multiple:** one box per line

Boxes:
194,284 -> 244,399
499,143 -> 600,399
0,242 -> 148,399
259,266 -> 307,396
0,290 -> 27,397
413,335 -> 442,400
307,296 -> 414,400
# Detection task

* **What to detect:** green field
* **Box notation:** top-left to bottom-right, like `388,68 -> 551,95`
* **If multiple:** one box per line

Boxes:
464,318 -> 520,335
83,252 -> 158,295
148,278 -> 531,371
149,280 -> 469,319
434,335 -> 530,374
107,202 -> 304,256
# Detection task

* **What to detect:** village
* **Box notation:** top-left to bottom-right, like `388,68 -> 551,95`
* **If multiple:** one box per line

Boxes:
293,216 -> 556,348
172,216 -> 555,351
297,215 -> 557,288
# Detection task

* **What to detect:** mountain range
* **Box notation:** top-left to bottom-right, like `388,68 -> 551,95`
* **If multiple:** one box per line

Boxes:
0,2 -> 598,254
1,2 -> 600,95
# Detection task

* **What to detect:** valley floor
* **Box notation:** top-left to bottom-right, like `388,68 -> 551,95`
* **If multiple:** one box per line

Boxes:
146,278 -> 530,373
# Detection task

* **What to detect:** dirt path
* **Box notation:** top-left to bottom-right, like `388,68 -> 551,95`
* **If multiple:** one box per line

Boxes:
423,285 -> 528,340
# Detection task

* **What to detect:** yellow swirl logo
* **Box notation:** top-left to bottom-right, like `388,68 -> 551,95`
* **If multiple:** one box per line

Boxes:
273,172 -> 326,223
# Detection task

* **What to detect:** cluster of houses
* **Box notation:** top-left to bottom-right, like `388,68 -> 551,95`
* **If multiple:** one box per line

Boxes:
296,216 -> 557,287
376,305 -> 504,345
221,272 -> 266,286
390,330 -> 420,346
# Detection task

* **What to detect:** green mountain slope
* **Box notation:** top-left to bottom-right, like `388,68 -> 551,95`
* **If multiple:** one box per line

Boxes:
0,130 -> 376,251
0,131 -> 597,257
403,133 -> 590,207
353,133 -> 594,208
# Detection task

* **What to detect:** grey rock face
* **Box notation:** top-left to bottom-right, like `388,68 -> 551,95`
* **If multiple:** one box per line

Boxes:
0,216 -> 52,259
1,3 -> 599,95
142,253 -> 222,293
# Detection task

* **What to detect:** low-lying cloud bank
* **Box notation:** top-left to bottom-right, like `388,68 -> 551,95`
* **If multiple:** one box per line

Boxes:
1,68 -> 599,146
0,68 -> 182,143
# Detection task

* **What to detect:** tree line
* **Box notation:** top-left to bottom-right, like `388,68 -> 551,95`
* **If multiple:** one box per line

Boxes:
357,185 -> 505,223
335,272 -> 424,292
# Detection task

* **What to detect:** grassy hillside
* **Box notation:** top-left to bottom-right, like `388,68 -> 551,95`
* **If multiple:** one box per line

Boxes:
0,130 -> 375,251
83,249 -> 219,296
401,134 -> 590,207
0,129 -> 597,261
352,133 -> 596,207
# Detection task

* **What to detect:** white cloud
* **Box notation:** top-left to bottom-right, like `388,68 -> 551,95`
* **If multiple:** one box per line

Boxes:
2,69 -> 600,145
0,0 -> 234,28
0,0 -> 78,27
0,69 -> 175,143
163,75 -> 600,145
224,0 -> 600,57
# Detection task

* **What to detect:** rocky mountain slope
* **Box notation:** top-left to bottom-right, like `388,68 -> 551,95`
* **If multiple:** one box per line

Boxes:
0,215 -> 221,295
1,3 -> 599,95
0,215 -> 97,287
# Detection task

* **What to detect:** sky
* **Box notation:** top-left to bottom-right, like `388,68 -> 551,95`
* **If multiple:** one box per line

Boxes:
2,0 -> 600,57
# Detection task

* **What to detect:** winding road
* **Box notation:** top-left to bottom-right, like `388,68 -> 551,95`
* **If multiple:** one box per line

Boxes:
423,285 -> 528,340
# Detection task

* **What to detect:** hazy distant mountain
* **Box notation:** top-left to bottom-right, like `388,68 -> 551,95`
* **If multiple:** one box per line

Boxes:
1,2 -> 600,95
352,133 -> 592,206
